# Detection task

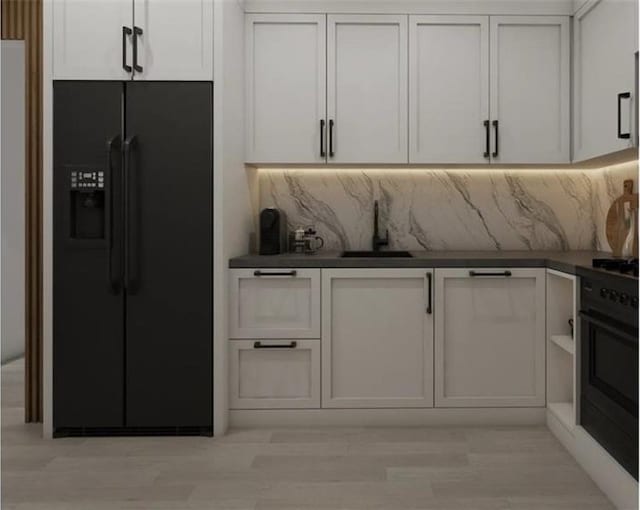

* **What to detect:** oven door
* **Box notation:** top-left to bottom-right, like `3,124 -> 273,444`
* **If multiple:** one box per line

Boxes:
580,310 -> 638,479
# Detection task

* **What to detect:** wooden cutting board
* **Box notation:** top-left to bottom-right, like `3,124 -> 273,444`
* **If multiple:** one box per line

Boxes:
606,179 -> 638,257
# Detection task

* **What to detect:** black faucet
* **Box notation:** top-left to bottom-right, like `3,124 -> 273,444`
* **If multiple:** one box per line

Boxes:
372,200 -> 389,251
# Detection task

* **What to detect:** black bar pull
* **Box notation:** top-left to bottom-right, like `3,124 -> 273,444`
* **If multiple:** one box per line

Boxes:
133,26 -> 143,73
426,272 -> 433,315
320,119 -> 326,158
254,341 -> 298,349
122,26 -> 132,73
483,120 -> 490,158
123,135 -> 138,293
253,270 -> 297,277
329,119 -> 334,157
469,270 -> 512,277
492,120 -> 499,157
106,135 -> 122,293
617,92 -> 631,139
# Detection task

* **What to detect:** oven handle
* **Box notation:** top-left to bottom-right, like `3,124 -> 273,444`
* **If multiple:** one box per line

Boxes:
579,311 -> 638,344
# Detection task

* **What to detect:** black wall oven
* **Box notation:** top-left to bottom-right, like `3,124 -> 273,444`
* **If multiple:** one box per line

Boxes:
579,271 -> 638,479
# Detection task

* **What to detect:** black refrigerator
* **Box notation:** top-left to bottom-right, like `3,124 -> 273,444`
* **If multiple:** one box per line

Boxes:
53,81 -> 213,436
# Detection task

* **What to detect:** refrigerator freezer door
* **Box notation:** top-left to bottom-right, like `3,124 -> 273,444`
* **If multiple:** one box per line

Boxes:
124,82 -> 213,428
53,81 -> 125,428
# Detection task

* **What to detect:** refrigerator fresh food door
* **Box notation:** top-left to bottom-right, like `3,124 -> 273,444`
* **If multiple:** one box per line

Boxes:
124,82 -> 213,429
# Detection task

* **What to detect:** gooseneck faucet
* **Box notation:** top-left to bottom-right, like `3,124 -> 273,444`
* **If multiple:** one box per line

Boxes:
372,200 -> 389,251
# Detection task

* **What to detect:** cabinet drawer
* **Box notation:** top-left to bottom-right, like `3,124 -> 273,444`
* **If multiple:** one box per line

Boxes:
229,269 -> 321,339
229,340 -> 320,409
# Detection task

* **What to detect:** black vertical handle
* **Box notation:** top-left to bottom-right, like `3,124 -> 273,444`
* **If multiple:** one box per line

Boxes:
123,135 -> 139,293
133,26 -> 143,73
122,27 -> 132,73
618,92 -> 631,139
107,135 -> 122,293
483,120 -> 490,158
426,272 -> 433,315
320,119 -> 326,158
492,120 -> 499,158
329,119 -> 334,157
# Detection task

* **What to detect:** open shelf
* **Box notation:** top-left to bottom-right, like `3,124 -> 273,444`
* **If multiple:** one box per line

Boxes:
550,334 -> 574,355
548,401 -> 575,430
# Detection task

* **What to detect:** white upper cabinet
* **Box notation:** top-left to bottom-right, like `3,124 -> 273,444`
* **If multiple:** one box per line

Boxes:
322,269 -> 434,408
434,268 -> 546,408
409,16 -> 489,164
489,16 -> 570,164
327,15 -> 408,164
573,0 -> 637,162
245,14 -> 327,164
53,0 -> 133,80
52,0 -> 212,80
133,0 -> 213,80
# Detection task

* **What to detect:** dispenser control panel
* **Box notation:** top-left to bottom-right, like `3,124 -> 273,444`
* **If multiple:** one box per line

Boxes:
70,170 -> 104,190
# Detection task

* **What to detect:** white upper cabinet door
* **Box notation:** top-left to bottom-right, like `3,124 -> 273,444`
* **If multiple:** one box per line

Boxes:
245,14 -> 326,164
322,269 -> 434,408
409,16 -> 489,164
53,0 -> 133,80
327,15 -> 408,164
434,268 -> 546,408
489,16 -> 570,164
573,0 -> 637,162
133,0 -> 213,80
229,269 -> 321,339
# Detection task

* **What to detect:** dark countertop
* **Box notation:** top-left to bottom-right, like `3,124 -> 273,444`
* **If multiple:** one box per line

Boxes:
229,250 -> 636,279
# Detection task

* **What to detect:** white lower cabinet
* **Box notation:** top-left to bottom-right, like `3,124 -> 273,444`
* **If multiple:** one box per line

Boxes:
229,340 -> 320,409
434,268 -> 546,407
322,269 -> 434,408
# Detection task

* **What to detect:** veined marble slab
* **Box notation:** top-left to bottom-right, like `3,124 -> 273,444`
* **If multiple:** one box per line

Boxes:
259,162 -> 638,252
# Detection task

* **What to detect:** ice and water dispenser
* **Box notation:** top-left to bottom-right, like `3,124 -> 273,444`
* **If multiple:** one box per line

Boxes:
68,168 -> 106,240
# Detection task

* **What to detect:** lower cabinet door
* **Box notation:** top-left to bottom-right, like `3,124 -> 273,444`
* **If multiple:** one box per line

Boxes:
322,269 -> 434,408
434,268 -> 546,407
229,340 -> 320,409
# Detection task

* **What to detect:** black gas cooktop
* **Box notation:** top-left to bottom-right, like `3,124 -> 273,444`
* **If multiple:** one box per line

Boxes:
592,257 -> 639,278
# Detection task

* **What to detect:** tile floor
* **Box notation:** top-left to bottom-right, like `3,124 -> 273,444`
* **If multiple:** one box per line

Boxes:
1,358 -> 616,509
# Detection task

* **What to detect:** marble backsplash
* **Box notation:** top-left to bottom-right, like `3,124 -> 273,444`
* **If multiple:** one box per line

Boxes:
258,161 -> 638,252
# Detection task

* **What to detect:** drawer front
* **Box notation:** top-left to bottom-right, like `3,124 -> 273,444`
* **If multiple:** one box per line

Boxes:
229,340 -> 320,409
229,269 -> 321,338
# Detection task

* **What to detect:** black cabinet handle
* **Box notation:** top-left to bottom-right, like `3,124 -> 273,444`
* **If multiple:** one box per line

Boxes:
253,270 -> 297,277
426,272 -> 433,315
254,341 -> 298,349
133,26 -> 143,73
483,120 -> 490,158
329,119 -> 334,157
123,135 -> 138,293
492,120 -> 499,158
469,270 -> 512,277
617,92 -> 631,139
122,26 -> 132,73
320,119 -> 326,158
106,135 -> 122,293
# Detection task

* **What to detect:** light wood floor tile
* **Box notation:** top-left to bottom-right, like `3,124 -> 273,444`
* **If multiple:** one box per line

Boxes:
1,359 -> 617,510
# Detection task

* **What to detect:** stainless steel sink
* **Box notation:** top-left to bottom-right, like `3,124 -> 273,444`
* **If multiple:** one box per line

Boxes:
340,250 -> 413,258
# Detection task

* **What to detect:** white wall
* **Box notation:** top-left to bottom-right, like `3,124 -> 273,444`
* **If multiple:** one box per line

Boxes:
213,0 -> 256,436
1,41 -> 26,364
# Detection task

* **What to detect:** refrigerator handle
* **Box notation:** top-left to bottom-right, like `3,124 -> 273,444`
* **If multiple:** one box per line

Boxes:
107,135 -> 122,293
123,135 -> 139,294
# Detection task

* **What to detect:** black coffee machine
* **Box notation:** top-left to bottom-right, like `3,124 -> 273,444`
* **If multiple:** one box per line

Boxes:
259,208 -> 287,255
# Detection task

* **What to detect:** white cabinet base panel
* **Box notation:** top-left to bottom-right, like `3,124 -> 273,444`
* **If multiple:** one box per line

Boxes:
231,407 -> 546,428
547,412 -> 638,510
